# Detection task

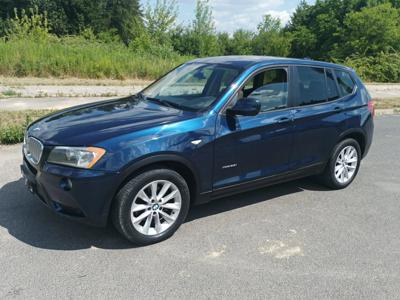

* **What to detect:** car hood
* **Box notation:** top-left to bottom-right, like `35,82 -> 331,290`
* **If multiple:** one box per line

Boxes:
28,96 -> 197,146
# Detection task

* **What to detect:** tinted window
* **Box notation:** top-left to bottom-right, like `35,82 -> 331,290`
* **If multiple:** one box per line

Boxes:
294,66 -> 327,106
326,68 -> 340,101
219,68 -> 240,93
242,68 -> 288,112
335,70 -> 355,96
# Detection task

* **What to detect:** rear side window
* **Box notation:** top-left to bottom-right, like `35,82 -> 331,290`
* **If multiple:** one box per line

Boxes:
293,66 -> 327,106
325,69 -> 340,101
335,70 -> 355,96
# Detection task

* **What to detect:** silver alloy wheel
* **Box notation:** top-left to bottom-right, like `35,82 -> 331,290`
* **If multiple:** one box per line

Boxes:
334,145 -> 358,184
130,180 -> 182,236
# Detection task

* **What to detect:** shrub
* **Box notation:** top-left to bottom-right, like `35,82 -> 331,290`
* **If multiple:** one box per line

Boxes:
6,7 -> 51,42
343,51 -> 400,82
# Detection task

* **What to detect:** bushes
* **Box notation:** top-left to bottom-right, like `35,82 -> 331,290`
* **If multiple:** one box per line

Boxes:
343,52 -> 400,82
0,2 -> 399,82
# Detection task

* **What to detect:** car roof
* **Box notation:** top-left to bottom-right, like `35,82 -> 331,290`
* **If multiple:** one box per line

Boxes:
189,55 -> 352,72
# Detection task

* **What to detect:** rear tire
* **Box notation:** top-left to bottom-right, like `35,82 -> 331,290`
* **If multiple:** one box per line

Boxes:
112,168 -> 190,245
320,138 -> 361,189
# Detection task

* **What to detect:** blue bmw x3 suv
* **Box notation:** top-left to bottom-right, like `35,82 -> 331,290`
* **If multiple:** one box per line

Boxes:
21,56 -> 374,245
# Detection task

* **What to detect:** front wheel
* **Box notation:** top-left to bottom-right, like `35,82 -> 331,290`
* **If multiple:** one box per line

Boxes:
321,138 -> 361,189
112,168 -> 190,245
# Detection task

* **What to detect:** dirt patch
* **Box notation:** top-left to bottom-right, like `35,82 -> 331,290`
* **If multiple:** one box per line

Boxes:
365,84 -> 400,99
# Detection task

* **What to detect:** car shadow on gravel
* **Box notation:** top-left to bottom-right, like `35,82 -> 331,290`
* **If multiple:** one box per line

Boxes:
185,178 -> 329,222
0,177 -> 329,250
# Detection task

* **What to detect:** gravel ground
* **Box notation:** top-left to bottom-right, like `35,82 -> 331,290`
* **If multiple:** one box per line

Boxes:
0,83 -> 399,111
0,115 -> 399,299
0,82 -> 399,98
0,96 -> 118,111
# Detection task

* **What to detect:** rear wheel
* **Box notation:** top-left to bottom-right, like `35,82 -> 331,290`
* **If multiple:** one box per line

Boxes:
112,168 -> 190,245
321,138 -> 361,189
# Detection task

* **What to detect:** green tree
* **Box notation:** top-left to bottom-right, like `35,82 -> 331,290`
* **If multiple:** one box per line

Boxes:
287,0 -> 370,59
1,0 -> 143,42
191,0 -> 219,56
143,0 -> 178,45
253,15 -> 291,57
229,29 -> 254,55
105,0 -> 142,44
339,3 -> 400,56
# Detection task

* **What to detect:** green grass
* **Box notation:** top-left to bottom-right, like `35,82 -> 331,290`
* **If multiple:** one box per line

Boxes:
0,37 -> 190,80
0,110 -> 54,144
1,89 -> 20,97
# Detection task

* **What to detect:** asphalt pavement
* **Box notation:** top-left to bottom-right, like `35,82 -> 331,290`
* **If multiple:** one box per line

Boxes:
0,115 -> 399,299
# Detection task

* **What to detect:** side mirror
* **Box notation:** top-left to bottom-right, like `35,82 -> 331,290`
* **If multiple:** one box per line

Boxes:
226,97 -> 261,116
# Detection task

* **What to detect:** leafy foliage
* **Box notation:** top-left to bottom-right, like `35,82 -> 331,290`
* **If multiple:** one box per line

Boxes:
252,15 -> 291,57
0,0 -> 400,82
343,52 -> 400,82
5,7 -> 50,40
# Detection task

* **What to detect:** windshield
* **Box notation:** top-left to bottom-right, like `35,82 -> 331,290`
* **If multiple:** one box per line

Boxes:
141,63 -> 241,111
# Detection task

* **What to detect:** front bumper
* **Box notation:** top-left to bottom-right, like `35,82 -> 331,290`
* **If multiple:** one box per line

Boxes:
21,157 -> 120,227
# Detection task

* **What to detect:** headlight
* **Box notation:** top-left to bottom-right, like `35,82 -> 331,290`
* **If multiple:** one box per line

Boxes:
47,147 -> 106,169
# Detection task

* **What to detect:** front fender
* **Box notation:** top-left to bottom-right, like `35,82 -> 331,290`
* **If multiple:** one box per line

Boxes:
118,152 -> 201,192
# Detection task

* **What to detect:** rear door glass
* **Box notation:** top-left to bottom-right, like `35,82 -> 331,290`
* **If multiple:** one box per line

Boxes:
293,66 -> 327,106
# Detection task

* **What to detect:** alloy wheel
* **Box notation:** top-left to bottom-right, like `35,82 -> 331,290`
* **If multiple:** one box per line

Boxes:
130,180 -> 182,236
334,145 -> 358,184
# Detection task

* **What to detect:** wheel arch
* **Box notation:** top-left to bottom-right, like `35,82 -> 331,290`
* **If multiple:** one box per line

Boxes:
337,128 -> 366,156
109,154 -> 200,217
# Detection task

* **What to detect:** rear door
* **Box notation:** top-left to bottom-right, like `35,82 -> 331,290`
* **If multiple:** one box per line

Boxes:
289,66 -> 347,170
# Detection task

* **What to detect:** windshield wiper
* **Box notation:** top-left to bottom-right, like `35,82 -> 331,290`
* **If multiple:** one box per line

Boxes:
140,94 -> 184,111
154,99 -> 181,110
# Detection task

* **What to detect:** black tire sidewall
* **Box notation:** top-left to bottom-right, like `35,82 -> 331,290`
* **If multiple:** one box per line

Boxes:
114,169 -> 190,245
327,138 -> 361,189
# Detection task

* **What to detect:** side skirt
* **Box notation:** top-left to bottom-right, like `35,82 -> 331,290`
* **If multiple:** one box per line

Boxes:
195,163 -> 325,205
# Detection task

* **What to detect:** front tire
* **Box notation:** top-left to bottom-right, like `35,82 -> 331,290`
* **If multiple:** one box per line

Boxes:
321,138 -> 361,189
112,168 -> 190,245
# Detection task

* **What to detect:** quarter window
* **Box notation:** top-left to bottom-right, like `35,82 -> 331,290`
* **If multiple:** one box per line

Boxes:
335,70 -> 355,96
293,66 -> 327,106
241,68 -> 288,112
326,68 -> 340,101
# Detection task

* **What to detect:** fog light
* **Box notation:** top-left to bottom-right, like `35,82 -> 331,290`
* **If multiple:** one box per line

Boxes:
59,178 -> 72,191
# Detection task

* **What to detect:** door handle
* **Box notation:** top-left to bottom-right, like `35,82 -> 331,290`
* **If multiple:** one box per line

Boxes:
276,116 -> 291,123
333,106 -> 343,112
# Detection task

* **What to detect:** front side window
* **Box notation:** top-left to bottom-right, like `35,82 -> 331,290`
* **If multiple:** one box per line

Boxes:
142,63 -> 240,111
239,68 -> 288,112
293,66 -> 327,106
335,70 -> 355,96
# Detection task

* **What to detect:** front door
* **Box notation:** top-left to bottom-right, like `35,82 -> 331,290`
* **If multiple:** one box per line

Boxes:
213,67 -> 294,189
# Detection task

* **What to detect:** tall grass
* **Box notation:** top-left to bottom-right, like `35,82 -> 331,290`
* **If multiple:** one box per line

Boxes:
0,110 -> 54,144
0,37 -> 190,80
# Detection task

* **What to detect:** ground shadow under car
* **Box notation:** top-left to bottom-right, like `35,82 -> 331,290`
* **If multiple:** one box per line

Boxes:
0,177 -> 329,250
